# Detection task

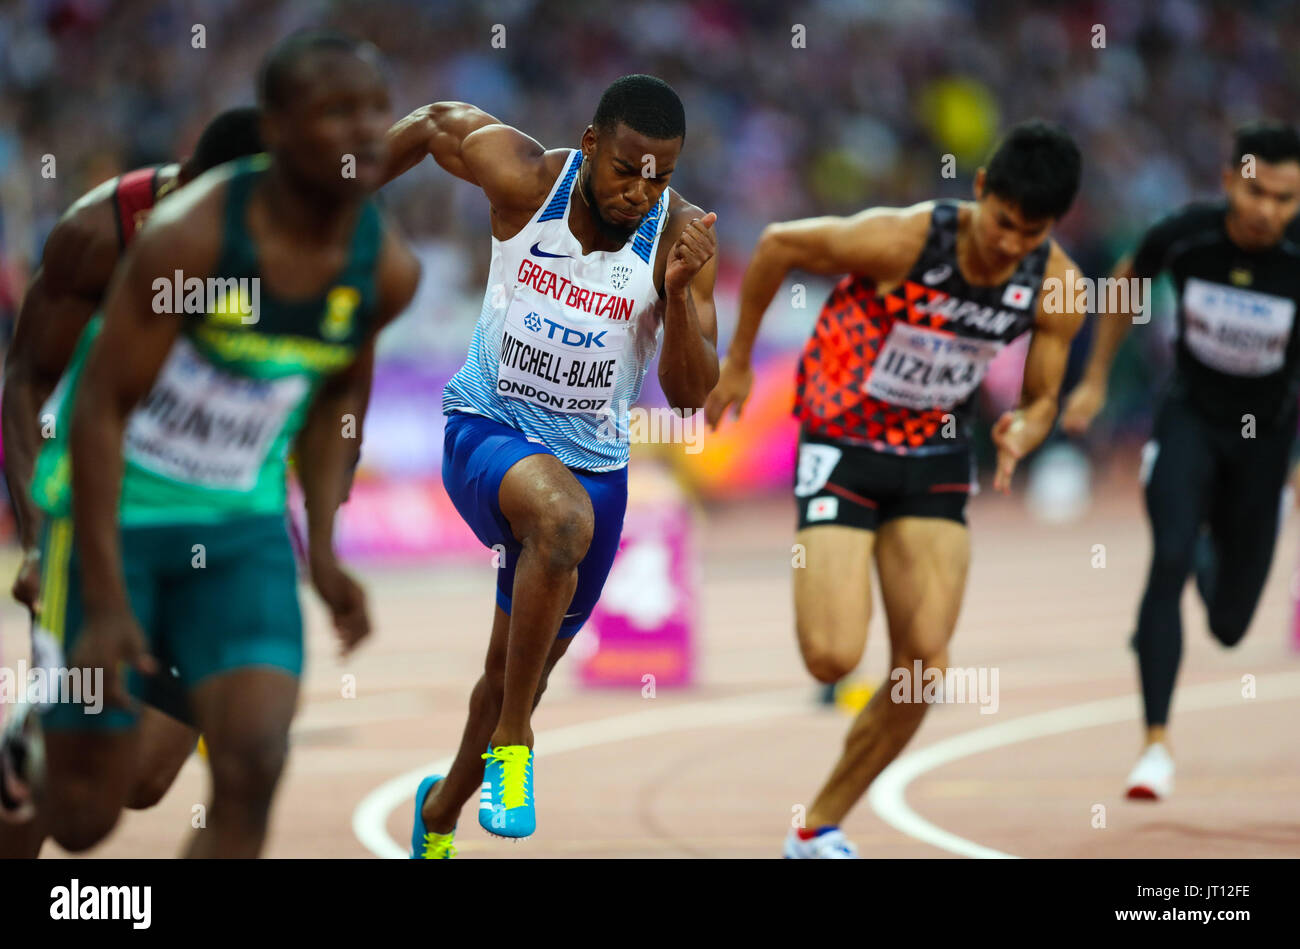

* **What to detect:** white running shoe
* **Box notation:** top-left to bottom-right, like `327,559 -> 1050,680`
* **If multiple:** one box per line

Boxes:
783,827 -> 859,859
1125,743 -> 1174,800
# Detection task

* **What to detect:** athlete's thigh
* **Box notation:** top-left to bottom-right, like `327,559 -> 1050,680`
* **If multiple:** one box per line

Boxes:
187,667 -> 299,763
1207,428 -> 1290,595
160,517 -> 304,688
793,525 -> 875,657
873,516 -> 970,660
1143,397 -> 1217,546
499,451 -> 593,542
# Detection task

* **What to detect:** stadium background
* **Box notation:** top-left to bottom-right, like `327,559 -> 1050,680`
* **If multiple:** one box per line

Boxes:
3,0 -> 1300,861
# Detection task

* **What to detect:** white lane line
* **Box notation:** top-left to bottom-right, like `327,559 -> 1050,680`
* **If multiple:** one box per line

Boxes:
867,670 -> 1300,859
352,686 -> 811,859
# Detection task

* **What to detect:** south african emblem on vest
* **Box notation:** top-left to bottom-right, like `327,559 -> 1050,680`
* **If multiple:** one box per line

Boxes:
322,286 -> 360,341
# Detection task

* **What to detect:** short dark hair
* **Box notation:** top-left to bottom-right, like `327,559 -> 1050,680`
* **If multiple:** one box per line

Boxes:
1231,121 -> 1300,168
592,74 -> 685,141
257,30 -> 370,111
982,120 -> 1082,221
187,107 -> 263,175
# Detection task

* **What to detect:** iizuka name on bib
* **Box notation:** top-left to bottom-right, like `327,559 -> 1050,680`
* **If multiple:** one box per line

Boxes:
866,322 -> 1003,411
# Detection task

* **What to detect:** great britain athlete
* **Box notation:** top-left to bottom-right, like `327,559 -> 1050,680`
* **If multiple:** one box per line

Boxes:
382,75 -> 718,856
707,121 -> 1086,858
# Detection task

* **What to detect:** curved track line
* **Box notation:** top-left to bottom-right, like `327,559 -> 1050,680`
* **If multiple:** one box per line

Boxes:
352,686 -> 809,858
867,671 -> 1300,858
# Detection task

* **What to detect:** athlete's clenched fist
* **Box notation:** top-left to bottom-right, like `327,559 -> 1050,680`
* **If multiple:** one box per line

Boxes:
665,211 -> 717,295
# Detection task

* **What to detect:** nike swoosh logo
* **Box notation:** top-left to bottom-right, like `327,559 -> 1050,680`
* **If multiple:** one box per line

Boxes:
530,242 -> 570,259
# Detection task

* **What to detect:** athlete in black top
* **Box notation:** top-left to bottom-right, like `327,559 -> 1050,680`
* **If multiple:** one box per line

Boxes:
1064,121 -> 1300,801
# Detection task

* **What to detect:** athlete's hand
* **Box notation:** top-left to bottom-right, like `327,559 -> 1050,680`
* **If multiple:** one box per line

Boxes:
991,410 -> 1034,493
1060,379 -> 1106,436
704,355 -> 754,429
70,608 -> 157,711
665,212 -> 718,297
310,554 -> 371,656
11,548 -> 41,615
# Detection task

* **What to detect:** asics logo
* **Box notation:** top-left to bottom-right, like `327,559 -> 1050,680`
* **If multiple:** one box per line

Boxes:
922,264 -> 952,285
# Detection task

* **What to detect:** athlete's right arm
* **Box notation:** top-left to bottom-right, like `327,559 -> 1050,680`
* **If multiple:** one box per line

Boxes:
705,205 -> 929,427
1,203 -> 117,588
381,103 -> 555,218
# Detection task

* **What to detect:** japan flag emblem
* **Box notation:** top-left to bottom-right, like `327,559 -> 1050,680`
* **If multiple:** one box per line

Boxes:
1002,284 -> 1033,309
807,496 -> 839,522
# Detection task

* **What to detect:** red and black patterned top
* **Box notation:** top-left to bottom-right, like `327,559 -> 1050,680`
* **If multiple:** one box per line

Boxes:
112,165 -> 167,248
794,201 -> 1050,454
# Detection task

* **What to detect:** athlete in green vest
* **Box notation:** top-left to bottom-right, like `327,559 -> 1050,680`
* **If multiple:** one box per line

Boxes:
0,109 -> 265,859
9,31 -> 419,858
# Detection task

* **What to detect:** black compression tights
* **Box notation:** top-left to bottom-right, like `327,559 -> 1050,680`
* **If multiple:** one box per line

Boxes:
1133,397 -> 1290,727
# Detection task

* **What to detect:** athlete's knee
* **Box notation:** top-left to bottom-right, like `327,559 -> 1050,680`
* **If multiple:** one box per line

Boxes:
47,781 -> 121,853
800,638 -> 862,685
527,497 -> 594,571
206,733 -> 288,809
1208,615 -> 1249,648
125,770 -> 175,811
1147,542 -> 1195,588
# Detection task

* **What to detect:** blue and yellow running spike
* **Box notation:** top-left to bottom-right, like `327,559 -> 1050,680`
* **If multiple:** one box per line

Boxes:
478,745 -> 535,839
410,774 -> 456,859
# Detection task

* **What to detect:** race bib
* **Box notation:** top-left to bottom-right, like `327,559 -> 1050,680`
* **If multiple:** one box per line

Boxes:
496,291 -> 629,414
124,337 -> 308,490
865,322 -> 1003,411
794,443 -> 842,497
1183,277 -> 1295,377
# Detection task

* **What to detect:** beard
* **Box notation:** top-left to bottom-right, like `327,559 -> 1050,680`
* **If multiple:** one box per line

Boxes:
581,169 -> 639,244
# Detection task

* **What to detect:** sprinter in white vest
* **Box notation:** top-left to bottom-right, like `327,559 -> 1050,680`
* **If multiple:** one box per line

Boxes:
381,75 -> 718,855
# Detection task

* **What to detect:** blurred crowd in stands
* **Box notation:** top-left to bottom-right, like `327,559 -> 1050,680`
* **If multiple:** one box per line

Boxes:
2,0 -> 1297,427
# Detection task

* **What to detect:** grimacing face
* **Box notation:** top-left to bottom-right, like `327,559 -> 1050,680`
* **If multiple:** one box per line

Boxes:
971,168 -> 1054,273
262,49 -> 391,198
1221,157 -> 1300,251
579,122 -> 682,241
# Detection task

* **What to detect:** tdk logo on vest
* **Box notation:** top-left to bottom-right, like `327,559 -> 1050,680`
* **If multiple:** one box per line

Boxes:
524,313 -> 607,348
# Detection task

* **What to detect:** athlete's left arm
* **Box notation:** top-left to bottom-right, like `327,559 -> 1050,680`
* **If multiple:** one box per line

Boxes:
991,242 -> 1088,492
657,200 -> 720,411
294,226 -> 420,654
